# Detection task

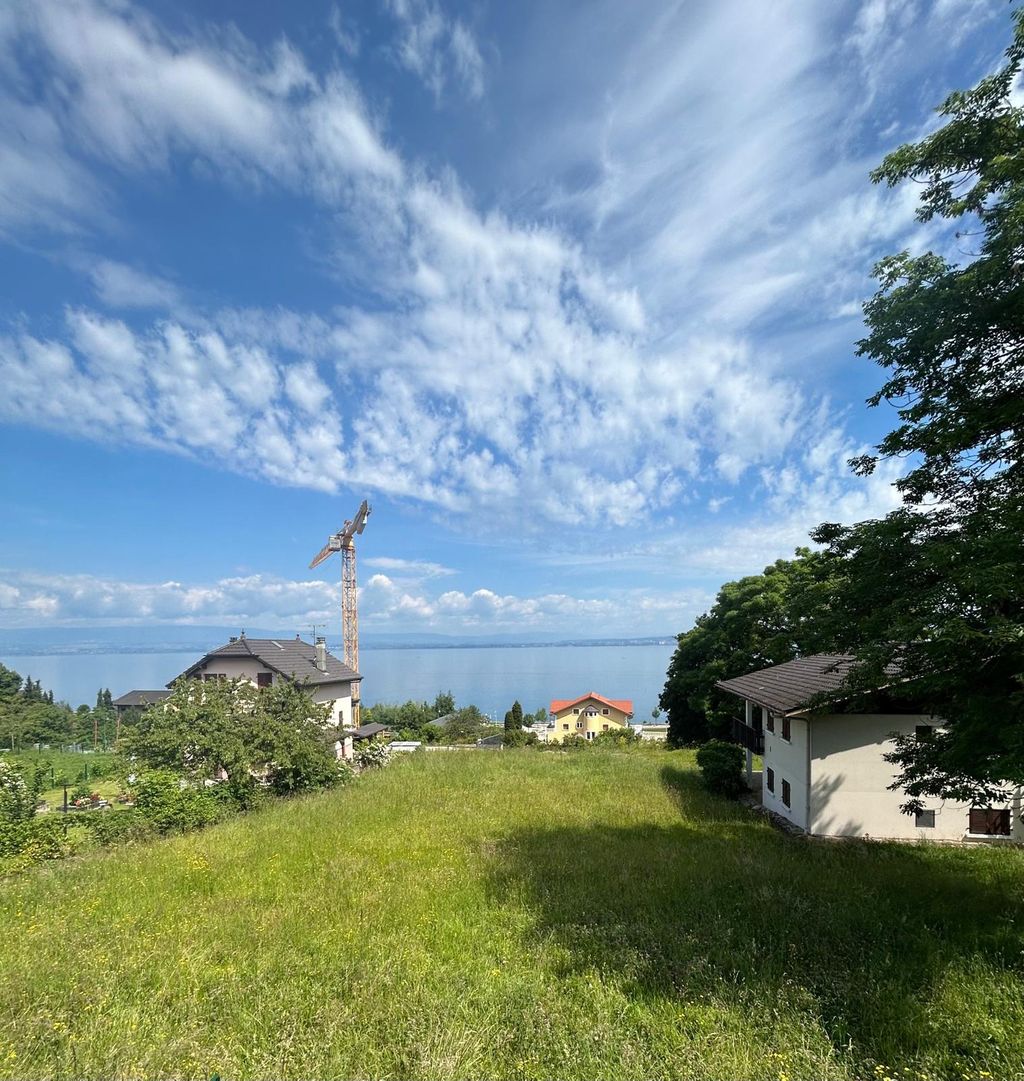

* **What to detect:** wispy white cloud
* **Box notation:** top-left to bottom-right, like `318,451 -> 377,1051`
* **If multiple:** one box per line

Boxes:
362,557 -> 457,579
0,0 -> 1000,563
385,0 -> 485,102
88,259 -> 181,309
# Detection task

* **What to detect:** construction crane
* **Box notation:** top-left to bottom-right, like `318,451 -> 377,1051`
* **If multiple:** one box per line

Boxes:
309,500 -> 371,723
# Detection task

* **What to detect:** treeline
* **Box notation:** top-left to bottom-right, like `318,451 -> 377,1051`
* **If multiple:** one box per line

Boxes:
662,12 -> 1024,814
0,662 -> 121,750
362,691 -> 545,744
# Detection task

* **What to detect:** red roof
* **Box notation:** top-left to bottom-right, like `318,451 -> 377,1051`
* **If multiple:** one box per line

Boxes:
549,692 -> 634,717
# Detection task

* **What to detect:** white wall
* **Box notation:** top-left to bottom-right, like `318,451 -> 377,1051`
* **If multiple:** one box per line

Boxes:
196,657 -> 353,728
809,714 -> 975,841
761,707 -> 810,831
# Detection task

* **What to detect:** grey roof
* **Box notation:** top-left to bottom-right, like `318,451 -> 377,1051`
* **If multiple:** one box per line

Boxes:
170,636 -> 361,688
113,689 -> 172,707
427,713 -> 457,728
350,723 -> 391,739
715,654 -> 862,716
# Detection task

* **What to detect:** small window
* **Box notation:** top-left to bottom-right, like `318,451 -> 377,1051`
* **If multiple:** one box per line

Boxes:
969,808 -> 1011,836
256,672 -> 272,689
586,731 -> 593,740
915,724 -> 934,740
915,810 -> 936,828
766,767 -> 775,793
602,724 -> 609,731
766,714 -> 775,733
781,779 -> 791,808
602,708 -> 609,715
573,708 -> 580,715
562,723 -> 569,731
576,721 -> 584,729
781,716 -> 792,741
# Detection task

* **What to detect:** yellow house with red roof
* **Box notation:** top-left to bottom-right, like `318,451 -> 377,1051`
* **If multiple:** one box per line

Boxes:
548,692 -> 634,743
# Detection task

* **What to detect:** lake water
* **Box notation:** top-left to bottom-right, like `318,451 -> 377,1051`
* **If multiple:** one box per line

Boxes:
0,643 -> 676,721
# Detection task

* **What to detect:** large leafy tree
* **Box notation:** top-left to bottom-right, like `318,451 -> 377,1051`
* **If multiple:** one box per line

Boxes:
811,10 -> 1024,808
660,550 -> 834,745
126,678 -> 339,801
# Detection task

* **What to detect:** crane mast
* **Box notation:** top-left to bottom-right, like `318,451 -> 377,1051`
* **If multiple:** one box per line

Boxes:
308,499 -> 371,726
341,539 -> 359,674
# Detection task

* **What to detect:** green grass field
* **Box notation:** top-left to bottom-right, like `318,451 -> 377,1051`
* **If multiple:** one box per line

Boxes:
1,750 -> 1022,1080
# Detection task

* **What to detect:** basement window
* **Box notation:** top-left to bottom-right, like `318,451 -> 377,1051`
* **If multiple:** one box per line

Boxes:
915,810 -> 936,828
969,808 -> 1011,836
781,779 -> 791,809
766,767 -> 775,794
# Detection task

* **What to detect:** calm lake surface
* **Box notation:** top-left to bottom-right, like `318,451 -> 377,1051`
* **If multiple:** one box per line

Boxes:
0,643 -> 676,720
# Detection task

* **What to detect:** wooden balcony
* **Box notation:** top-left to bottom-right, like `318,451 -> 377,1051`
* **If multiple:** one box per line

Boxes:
730,717 -> 764,755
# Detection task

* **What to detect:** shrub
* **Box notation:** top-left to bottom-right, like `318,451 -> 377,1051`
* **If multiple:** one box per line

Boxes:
132,770 -> 221,834
0,815 -> 74,866
353,738 -> 392,770
695,740 -> 746,798
592,727 -> 642,748
80,809 -> 156,847
0,759 -> 39,823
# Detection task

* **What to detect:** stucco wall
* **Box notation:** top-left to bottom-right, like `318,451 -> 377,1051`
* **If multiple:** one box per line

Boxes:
809,713 -> 978,840
548,699 -> 629,743
761,708 -> 810,831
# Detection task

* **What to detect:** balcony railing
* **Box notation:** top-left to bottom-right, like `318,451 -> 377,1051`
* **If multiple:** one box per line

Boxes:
730,717 -> 764,755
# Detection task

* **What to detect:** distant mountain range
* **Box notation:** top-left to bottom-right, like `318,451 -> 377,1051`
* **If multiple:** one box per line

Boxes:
0,626 -> 676,657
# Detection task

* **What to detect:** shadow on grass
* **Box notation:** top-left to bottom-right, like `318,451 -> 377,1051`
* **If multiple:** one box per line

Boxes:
487,765 -> 1024,1069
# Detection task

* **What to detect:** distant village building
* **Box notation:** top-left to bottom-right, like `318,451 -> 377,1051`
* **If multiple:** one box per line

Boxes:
169,633 -> 361,728
547,692 -> 633,743
112,689 -> 171,717
635,723 -> 669,742
717,653 -> 1023,842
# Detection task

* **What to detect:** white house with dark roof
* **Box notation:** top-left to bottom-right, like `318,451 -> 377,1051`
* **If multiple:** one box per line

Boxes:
170,633 -> 362,728
717,653 -> 1023,843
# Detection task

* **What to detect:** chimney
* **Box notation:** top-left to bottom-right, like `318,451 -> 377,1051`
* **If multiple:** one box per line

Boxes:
315,636 -> 328,672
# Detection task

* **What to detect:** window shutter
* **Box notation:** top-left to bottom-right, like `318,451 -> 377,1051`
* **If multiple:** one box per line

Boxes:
970,808 -> 1011,835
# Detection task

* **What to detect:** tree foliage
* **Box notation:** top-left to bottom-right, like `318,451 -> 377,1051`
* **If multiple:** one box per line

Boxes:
810,10 -> 1024,807
125,678 -> 339,802
659,550 -> 834,746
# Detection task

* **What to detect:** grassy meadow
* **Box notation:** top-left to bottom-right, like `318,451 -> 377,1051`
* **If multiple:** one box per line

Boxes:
1,749 -> 1023,1080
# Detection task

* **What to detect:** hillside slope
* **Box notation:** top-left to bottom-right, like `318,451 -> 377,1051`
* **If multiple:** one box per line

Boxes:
1,751 -> 1023,1080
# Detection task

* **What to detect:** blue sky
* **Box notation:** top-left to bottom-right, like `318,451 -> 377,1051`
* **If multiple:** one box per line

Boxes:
0,0 -> 1014,638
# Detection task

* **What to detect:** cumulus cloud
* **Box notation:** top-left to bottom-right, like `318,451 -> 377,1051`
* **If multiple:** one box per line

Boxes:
0,568 -> 701,636
0,310 -> 345,491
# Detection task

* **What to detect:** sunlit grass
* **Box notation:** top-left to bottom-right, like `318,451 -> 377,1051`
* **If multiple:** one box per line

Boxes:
1,750 -> 1022,1080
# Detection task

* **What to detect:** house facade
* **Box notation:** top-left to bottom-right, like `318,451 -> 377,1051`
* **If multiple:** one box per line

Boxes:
718,654 -> 1023,842
170,633 -> 361,728
548,692 -> 633,743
